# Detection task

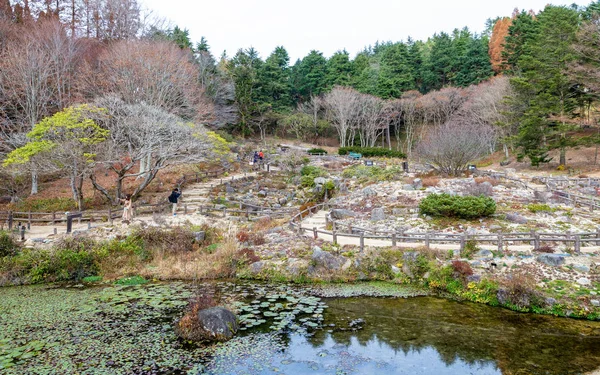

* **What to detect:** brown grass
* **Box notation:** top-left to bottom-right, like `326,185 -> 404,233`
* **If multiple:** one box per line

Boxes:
474,177 -> 500,186
421,177 -> 441,187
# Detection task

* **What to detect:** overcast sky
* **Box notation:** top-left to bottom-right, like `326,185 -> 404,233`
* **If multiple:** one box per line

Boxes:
140,0 -> 593,62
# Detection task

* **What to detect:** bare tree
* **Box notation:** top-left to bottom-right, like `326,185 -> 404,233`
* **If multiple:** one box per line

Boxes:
84,39 -> 203,120
90,97 -> 227,202
0,20 -> 73,194
323,86 -> 361,147
417,120 -> 496,176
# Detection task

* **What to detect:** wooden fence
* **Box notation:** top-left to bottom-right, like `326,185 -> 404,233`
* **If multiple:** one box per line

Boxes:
290,203 -> 600,253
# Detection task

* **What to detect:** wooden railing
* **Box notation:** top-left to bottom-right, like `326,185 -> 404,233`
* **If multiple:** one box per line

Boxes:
290,203 -> 600,253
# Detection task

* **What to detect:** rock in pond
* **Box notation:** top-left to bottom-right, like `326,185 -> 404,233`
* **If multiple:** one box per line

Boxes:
197,307 -> 239,341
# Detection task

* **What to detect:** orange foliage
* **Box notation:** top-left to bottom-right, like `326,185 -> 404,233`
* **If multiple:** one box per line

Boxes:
489,17 -> 512,73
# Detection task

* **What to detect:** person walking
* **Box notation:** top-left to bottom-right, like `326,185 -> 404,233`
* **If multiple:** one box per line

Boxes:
169,188 -> 182,216
258,150 -> 264,161
120,194 -> 134,225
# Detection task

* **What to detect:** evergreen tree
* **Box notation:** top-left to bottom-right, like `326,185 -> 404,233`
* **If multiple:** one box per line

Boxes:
196,36 -> 210,52
511,5 -> 580,166
326,50 -> 354,88
294,50 -> 327,100
377,42 -> 414,98
422,32 -> 453,91
502,10 -> 539,73
228,48 -> 262,136
454,35 -> 493,87
256,46 -> 291,111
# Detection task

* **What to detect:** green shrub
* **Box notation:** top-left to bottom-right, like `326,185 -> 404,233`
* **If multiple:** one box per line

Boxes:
527,203 -> 556,213
341,165 -> 403,181
338,146 -> 406,158
307,148 -> 327,155
300,165 -> 327,188
0,231 -> 18,257
82,275 -> 102,283
419,193 -> 496,219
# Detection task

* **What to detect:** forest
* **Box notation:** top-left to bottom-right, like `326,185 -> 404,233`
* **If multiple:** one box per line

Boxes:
2,0 -> 600,205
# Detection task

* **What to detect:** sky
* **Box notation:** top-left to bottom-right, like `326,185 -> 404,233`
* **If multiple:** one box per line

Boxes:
140,0 -> 593,62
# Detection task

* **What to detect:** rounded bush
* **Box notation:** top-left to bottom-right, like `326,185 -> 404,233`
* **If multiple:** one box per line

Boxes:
419,193 -> 496,219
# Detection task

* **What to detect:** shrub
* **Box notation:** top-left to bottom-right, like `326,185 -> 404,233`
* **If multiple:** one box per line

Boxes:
249,233 -> 265,246
497,272 -> 543,310
132,227 -> 196,254
236,229 -> 251,243
535,245 -> 555,253
307,148 -> 327,155
338,146 -> 405,158
419,193 -> 496,219
10,197 -> 80,212
0,231 -> 19,257
451,260 -> 474,279
527,203 -> 555,213
464,181 -> 494,197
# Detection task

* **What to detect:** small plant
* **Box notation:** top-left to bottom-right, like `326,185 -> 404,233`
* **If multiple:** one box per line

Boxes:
535,245 -> 555,253
82,275 -> 102,283
236,248 -> 260,264
236,229 -> 251,243
175,291 -> 219,342
462,240 -> 479,259
205,243 -> 220,254
114,275 -> 148,285
527,203 -> 556,213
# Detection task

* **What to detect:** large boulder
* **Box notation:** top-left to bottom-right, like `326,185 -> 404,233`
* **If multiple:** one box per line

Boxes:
330,209 -> 357,220
310,246 -> 345,272
176,306 -> 239,343
196,307 -> 239,341
536,254 -> 566,267
362,187 -> 377,197
370,207 -> 386,221
505,213 -> 528,224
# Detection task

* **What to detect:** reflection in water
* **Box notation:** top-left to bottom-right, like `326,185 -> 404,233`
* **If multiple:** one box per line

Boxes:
203,296 -> 600,375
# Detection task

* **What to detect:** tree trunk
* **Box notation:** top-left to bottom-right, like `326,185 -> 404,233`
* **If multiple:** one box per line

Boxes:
76,176 -> 84,211
560,146 -> 566,167
503,143 -> 509,159
31,170 -> 38,195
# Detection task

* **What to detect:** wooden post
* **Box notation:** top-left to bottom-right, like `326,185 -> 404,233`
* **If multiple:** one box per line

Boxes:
184,204 -> 188,215
223,207 -> 227,218
392,232 -> 397,247
7,211 -> 12,230
20,226 -> 25,241
360,233 -> 365,252
87,222 -> 91,229
575,235 -> 581,254
348,224 -> 352,234
332,230 -> 337,245
497,233 -> 503,252
596,227 -> 600,245
27,211 -> 32,230
400,229 -> 405,243
108,207 -> 113,225
246,207 -> 250,219
332,221 -> 336,232
425,233 -> 430,249
460,234 -> 466,252
52,212 -> 56,225
313,227 -> 318,240
53,228 -> 57,235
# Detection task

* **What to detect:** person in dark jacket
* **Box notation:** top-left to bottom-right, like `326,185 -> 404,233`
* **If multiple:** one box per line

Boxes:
168,188 -> 181,216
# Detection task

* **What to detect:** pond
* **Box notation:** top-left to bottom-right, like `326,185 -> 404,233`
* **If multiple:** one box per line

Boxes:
1,282 -> 599,375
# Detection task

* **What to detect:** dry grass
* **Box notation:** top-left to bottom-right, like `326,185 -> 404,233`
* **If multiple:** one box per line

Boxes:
474,176 -> 500,186
421,177 -> 441,187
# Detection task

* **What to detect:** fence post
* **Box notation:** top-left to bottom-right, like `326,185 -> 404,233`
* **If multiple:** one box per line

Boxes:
297,224 -> 303,236
425,233 -> 430,249
575,235 -> 581,254
460,233 -> 466,252
7,211 -> 13,230
497,233 -> 503,252
534,232 -> 540,251
392,232 -> 397,247
332,230 -> 337,245
184,204 -> 188,215
313,227 -> 318,240
596,227 -> 600,245
332,221 -> 336,232
53,228 -> 57,235
400,229 -> 405,243
108,207 -> 113,225
348,224 -> 352,234
360,233 -> 364,252
52,212 -> 56,225
223,207 -> 227,218
20,226 -> 25,241
27,211 -> 32,230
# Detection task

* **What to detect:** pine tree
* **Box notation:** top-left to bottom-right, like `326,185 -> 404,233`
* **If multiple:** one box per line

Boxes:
256,46 -> 291,110
325,50 -> 354,88
377,42 -> 414,98
294,50 -> 327,100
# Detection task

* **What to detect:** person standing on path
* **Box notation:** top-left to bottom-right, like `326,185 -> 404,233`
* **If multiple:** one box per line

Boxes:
169,188 -> 182,216
120,194 -> 134,225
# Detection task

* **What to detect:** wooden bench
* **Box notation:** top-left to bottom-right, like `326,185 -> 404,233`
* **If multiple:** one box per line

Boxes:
348,152 -> 362,160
